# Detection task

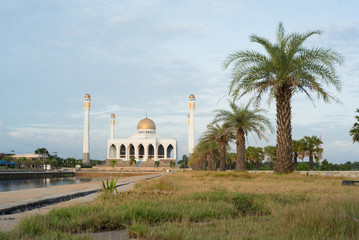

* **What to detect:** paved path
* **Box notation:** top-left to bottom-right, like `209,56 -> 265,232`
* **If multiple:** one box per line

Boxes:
0,173 -> 161,232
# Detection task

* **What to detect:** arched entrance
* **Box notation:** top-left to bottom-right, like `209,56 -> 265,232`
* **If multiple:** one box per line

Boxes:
109,144 -> 117,159
148,144 -> 154,160
129,144 -> 135,159
167,144 -> 174,159
138,144 -> 144,159
158,144 -> 164,159
120,145 -> 126,158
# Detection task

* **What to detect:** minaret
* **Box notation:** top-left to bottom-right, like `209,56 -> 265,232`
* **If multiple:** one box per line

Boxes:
110,113 -> 115,139
188,94 -> 195,155
83,94 -> 91,164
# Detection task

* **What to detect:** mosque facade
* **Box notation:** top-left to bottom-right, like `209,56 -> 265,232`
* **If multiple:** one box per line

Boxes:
82,93 -> 196,163
107,117 -> 177,162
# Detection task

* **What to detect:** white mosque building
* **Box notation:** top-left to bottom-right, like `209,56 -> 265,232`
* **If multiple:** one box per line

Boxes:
82,93 -> 196,164
107,116 -> 177,162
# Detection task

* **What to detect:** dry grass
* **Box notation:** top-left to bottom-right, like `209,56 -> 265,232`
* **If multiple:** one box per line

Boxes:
1,171 -> 359,240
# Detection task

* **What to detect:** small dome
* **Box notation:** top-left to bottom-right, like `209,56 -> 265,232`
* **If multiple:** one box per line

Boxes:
85,93 -> 91,99
189,94 -> 195,99
137,118 -> 156,130
111,113 -> 115,118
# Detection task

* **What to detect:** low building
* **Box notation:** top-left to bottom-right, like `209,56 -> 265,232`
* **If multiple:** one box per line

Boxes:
12,154 -> 49,160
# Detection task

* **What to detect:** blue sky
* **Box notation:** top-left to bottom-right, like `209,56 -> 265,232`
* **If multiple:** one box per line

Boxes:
1,0 -> 359,163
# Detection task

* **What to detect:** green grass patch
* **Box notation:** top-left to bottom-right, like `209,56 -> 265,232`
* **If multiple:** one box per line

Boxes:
3,171 -> 359,240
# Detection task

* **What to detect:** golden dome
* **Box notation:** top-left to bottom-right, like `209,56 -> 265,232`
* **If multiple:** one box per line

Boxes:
111,113 -> 115,118
189,94 -> 195,99
85,93 -> 91,99
137,118 -> 156,130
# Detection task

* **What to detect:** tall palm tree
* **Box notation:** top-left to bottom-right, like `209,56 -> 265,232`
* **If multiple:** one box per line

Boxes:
302,136 -> 323,170
223,22 -> 343,173
350,109 -> 359,143
201,123 -> 235,171
214,102 -> 272,171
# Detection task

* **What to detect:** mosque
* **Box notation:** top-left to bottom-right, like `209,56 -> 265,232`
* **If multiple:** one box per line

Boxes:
106,116 -> 177,162
82,94 -> 196,164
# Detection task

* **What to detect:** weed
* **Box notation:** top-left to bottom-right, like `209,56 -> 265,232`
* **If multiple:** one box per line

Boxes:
101,176 -> 119,194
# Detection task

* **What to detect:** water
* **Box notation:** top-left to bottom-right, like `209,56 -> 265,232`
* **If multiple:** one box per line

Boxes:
0,177 -> 104,192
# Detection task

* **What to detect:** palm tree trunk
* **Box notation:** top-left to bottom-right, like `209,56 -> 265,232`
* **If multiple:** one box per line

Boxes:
219,142 -> 226,171
236,129 -> 246,171
309,151 -> 314,170
211,152 -> 217,170
270,161 -> 273,170
275,88 -> 293,173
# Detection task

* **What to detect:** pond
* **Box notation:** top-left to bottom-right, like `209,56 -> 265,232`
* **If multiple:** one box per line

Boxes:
0,177 -> 104,192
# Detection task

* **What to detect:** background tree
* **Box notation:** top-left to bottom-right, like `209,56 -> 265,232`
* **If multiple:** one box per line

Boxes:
201,123 -> 235,171
350,108 -> 359,143
214,102 -> 272,171
110,160 -> 118,169
291,140 -> 304,170
154,161 -> 160,168
35,148 -> 49,154
128,157 -> 136,167
264,145 -> 276,170
223,22 -> 343,173
302,136 -> 323,170
177,155 -> 188,169
190,139 -> 221,171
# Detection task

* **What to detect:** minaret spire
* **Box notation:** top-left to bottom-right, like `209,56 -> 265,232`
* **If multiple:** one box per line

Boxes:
110,113 -> 115,139
188,94 -> 195,155
83,94 -> 91,164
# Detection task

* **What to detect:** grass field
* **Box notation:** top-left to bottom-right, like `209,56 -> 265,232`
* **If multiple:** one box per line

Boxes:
1,171 -> 359,240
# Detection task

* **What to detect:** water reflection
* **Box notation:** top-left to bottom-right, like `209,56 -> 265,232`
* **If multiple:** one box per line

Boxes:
0,177 -> 102,192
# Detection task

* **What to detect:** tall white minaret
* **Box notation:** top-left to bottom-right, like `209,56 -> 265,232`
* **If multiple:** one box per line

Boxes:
188,94 -> 195,155
110,113 -> 115,139
83,94 -> 91,164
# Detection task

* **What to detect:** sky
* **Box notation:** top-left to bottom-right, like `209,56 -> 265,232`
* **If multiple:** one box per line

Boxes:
1,0 -> 359,163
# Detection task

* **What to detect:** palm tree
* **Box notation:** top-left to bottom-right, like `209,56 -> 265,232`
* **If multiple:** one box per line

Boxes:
350,109 -> 359,143
190,139 -> 219,171
110,160 -> 118,169
302,136 -> 323,170
223,22 -> 343,173
201,123 -> 235,171
214,102 -> 272,171
264,145 -> 276,170
292,140 -> 302,170
128,157 -> 137,167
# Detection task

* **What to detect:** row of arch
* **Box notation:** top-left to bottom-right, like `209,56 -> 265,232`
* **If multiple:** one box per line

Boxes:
109,143 -> 174,160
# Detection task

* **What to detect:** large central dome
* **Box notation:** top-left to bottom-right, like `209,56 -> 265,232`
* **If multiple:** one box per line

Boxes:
137,118 -> 156,130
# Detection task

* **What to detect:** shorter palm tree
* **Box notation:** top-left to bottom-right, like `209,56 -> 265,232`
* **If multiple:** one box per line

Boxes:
264,145 -> 276,170
110,160 -> 118,169
214,102 -> 272,171
302,136 -> 323,170
292,140 -> 304,170
128,157 -> 137,167
201,123 -> 235,171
